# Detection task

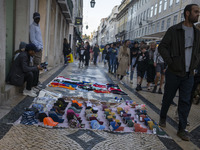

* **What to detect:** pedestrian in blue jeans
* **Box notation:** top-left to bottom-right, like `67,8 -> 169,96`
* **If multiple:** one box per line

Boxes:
109,43 -> 118,74
158,4 -> 200,141
130,41 -> 139,84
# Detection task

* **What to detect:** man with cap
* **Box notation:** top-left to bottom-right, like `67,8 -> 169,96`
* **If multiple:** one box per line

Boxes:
30,12 -> 43,67
7,43 -> 43,97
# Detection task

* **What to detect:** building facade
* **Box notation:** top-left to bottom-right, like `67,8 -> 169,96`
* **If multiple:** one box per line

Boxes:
92,0 -> 200,44
116,0 -> 131,41
0,0 -> 83,103
127,0 -> 200,41
106,6 -> 119,44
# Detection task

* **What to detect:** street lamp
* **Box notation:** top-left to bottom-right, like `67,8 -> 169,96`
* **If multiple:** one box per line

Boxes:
90,0 -> 96,8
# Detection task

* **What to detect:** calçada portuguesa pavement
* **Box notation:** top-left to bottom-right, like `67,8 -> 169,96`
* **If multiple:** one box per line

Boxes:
0,60 -> 199,150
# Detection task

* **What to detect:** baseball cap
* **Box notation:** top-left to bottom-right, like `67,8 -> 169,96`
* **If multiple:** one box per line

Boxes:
91,120 -> 105,130
33,12 -> 40,19
43,117 -> 58,127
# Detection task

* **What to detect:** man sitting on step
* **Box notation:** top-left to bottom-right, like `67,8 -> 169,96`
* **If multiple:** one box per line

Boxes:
7,43 -> 43,97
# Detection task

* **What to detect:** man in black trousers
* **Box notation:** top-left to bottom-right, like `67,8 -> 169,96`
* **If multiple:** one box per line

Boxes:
7,43 -> 43,97
158,4 -> 200,141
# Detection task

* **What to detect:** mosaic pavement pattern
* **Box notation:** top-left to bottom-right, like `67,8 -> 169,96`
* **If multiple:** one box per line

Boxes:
0,125 -> 167,150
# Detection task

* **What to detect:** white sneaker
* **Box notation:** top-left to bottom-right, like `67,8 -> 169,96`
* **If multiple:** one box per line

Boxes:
23,89 -> 37,97
120,80 -> 124,85
32,87 -> 40,92
37,83 -> 43,88
130,80 -> 133,84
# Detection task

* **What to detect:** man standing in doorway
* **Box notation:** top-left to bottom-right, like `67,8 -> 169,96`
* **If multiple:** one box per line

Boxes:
158,4 -> 200,141
30,12 -> 43,88
30,12 -> 43,67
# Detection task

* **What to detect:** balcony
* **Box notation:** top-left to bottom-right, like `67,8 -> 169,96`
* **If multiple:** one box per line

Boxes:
57,0 -> 73,23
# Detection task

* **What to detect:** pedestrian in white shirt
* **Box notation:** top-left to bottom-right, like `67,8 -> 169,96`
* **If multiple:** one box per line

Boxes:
29,12 -> 43,66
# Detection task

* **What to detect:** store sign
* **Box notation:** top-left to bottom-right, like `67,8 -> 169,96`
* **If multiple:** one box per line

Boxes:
75,17 -> 82,25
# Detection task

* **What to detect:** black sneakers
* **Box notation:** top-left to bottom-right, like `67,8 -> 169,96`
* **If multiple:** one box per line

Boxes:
158,88 -> 163,94
159,118 -> 166,128
152,85 -> 157,93
177,130 -> 190,141
136,84 -> 142,91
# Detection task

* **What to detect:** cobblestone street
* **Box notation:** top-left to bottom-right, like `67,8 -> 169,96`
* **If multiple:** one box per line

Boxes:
0,61 -> 199,150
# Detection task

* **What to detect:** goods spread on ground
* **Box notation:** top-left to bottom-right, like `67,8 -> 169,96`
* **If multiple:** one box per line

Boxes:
48,76 -> 128,95
15,89 -> 166,136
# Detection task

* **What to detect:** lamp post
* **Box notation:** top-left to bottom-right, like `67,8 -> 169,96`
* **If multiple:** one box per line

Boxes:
90,0 -> 96,8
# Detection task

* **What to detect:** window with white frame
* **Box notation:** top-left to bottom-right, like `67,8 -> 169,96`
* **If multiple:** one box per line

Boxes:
176,0 -> 179,4
145,27 -> 147,35
161,20 -> 165,31
152,24 -> 155,33
156,21 -> 160,32
166,18 -> 171,29
164,0 -> 167,10
148,25 -> 151,34
143,11 -> 146,20
169,0 -> 173,7
159,0 -> 162,13
141,13 -> 143,21
154,3 -> 158,15
136,16 -> 137,25
150,6 -> 154,17
142,28 -> 144,36
146,8 -> 150,20
173,15 -> 177,25
138,14 -> 140,23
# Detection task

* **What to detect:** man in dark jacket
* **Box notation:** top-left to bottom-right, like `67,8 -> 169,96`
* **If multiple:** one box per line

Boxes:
158,4 -> 200,141
93,44 -> 100,66
7,43 -> 43,97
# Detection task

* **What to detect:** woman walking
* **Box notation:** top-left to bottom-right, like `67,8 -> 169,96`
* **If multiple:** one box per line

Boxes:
116,40 -> 131,84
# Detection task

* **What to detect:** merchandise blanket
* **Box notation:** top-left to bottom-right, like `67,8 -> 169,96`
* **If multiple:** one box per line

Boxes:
48,76 -> 128,95
14,90 -> 166,136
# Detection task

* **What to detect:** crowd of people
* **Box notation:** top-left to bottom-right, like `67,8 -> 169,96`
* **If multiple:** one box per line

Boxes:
76,39 -> 166,94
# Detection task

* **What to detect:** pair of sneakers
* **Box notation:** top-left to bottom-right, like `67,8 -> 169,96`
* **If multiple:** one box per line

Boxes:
23,83 -> 43,97
23,89 -> 37,97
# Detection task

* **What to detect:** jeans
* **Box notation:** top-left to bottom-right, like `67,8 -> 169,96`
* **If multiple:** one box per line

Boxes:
102,54 -> 107,64
110,57 -> 116,73
130,57 -> 137,80
160,70 -> 194,131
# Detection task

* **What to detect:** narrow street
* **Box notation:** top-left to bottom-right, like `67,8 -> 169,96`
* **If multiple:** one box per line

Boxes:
0,61 -> 199,150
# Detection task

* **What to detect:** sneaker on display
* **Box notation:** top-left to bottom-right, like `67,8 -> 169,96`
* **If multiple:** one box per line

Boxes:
23,89 -> 37,97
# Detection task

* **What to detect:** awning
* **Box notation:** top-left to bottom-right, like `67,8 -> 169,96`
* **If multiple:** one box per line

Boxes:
140,31 -> 166,40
